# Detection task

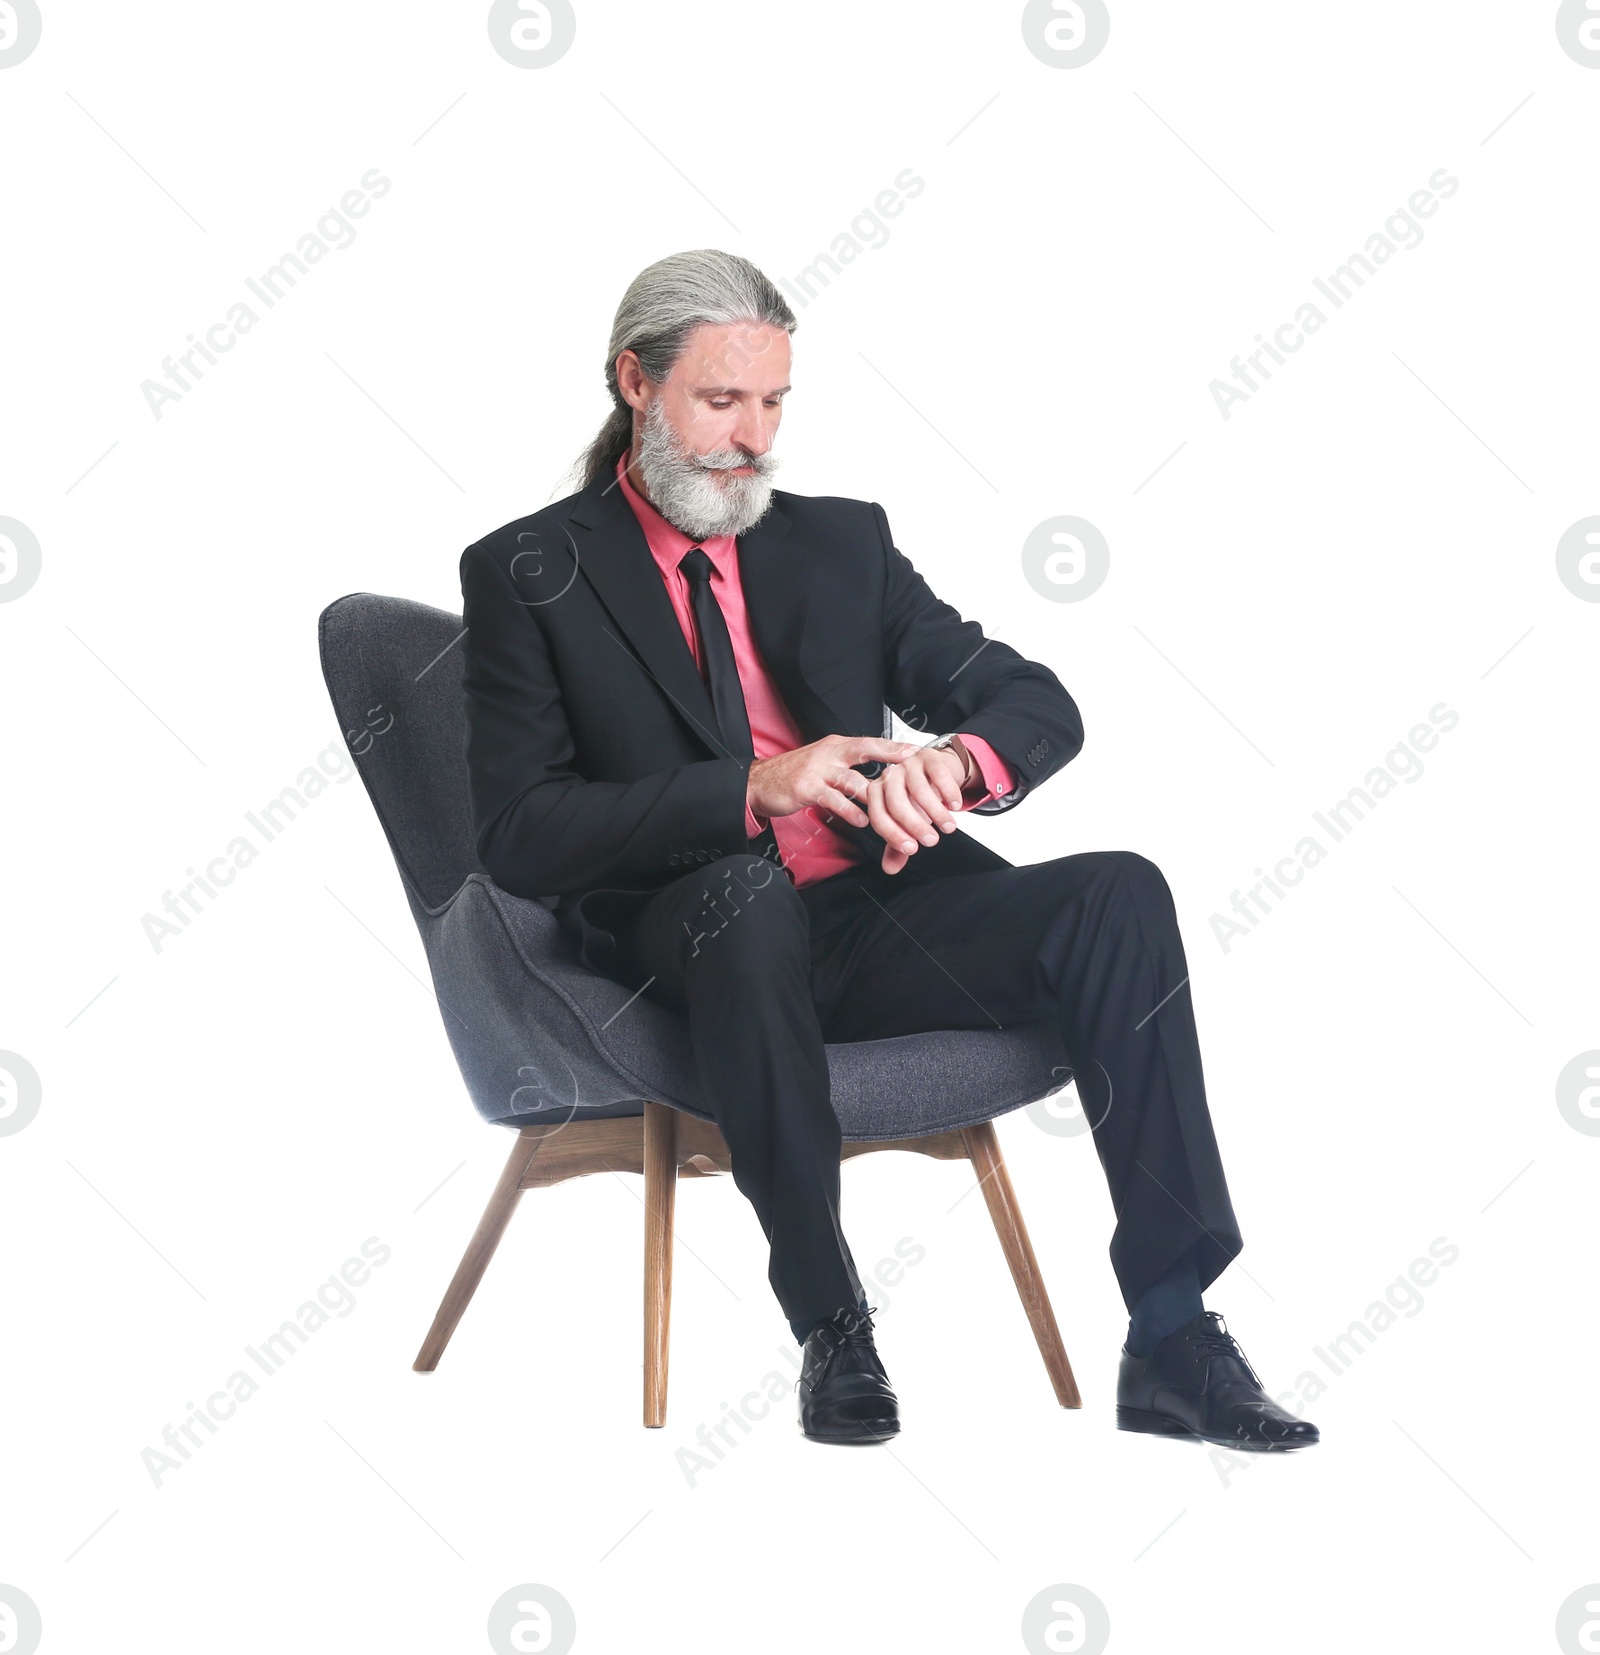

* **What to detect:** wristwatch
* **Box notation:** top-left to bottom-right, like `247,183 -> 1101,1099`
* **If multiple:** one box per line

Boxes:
922,731 -> 976,789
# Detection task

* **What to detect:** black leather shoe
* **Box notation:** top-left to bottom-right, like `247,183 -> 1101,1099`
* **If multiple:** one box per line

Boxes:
796,1304 -> 900,1444
1117,1310 -> 1319,1451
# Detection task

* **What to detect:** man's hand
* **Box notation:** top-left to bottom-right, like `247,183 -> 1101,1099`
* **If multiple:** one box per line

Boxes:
867,739 -> 973,875
746,735 -> 920,827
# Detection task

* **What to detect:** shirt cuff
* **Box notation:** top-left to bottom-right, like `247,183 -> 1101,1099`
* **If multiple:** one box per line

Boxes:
955,734 -> 1016,809
745,801 -> 766,838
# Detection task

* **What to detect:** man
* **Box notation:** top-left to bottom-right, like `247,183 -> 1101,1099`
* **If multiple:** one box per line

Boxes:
459,249 -> 1317,1452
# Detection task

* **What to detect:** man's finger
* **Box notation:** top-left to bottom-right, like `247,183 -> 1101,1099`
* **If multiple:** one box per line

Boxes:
840,737 -> 921,765
816,784 -> 870,828
884,762 -> 938,847
904,756 -> 957,832
866,779 -> 918,856
825,762 -> 871,802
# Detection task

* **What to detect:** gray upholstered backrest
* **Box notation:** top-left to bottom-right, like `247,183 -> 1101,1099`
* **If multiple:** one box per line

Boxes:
317,593 -> 484,911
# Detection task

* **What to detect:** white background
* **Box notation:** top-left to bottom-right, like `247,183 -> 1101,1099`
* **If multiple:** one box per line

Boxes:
3,3 -> 1597,1651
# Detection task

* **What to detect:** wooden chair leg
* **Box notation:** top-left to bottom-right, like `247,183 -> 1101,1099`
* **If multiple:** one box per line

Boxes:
643,1100 -> 678,1428
413,1128 -> 545,1372
960,1121 -> 1082,1408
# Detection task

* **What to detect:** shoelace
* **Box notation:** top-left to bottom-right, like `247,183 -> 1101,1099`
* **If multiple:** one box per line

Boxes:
1190,1319 -> 1263,1387
826,1303 -> 879,1346
807,1305 -> 882,1380
798,1305 -> 881,1394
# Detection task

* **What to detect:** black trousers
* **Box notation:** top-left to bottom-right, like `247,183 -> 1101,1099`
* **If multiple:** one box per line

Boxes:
614,848 -> 1243,1336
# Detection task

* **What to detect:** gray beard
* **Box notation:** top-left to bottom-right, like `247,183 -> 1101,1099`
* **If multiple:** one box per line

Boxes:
633,397 -> 779,540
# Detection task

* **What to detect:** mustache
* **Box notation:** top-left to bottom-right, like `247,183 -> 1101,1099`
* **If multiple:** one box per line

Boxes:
693,449 -> 778,475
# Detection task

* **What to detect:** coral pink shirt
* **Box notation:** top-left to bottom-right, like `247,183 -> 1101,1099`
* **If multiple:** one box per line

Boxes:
615,453 -> 1016,887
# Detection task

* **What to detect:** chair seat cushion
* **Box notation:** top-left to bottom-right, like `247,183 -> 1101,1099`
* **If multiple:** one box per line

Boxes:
416,875 -> 1073,1140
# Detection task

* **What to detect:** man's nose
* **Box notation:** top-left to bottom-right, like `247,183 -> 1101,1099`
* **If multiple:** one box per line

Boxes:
730,403 -> 772,456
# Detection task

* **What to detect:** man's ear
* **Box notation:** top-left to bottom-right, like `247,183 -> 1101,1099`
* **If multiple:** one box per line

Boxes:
616,349 -> 651,412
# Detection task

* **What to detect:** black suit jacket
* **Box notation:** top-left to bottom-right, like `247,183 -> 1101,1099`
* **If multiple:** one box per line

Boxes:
458,467 -> 1084,978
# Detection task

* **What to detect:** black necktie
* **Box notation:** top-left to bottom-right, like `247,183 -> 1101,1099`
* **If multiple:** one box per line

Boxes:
677,545 -> 786,872
678,546 -> 753,763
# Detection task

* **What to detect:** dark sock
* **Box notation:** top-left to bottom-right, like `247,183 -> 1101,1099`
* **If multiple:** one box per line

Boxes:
792,1293 -> 871,1345
1125,1245 -> 1203,1356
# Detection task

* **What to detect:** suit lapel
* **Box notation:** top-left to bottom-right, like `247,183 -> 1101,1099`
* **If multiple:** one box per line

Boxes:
739,500 -> 889,865
737,499 -> 847,743
568,471 -> 728,759
568,472 -> 860,800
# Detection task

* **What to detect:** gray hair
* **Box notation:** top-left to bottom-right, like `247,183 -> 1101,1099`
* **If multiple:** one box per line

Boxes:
569,249 -> 797,491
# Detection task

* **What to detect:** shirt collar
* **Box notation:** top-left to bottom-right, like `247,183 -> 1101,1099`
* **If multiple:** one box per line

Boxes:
614,450 -> 738,579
